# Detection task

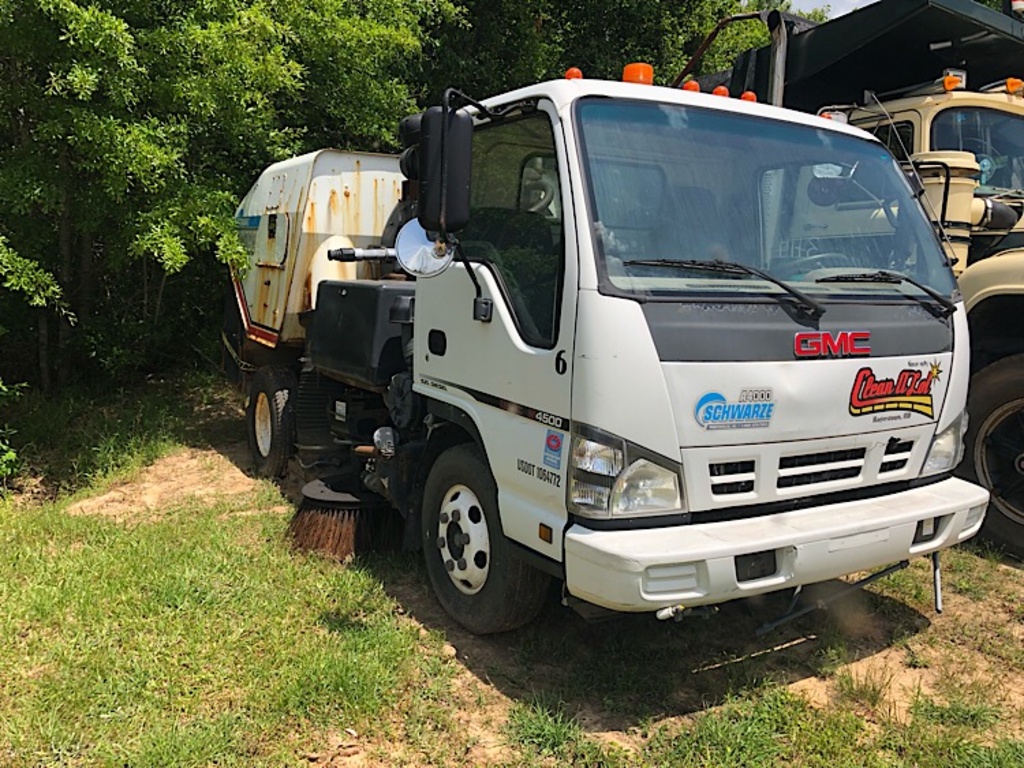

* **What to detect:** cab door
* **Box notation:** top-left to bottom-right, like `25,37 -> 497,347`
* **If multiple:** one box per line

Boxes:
414,102 -> 577,563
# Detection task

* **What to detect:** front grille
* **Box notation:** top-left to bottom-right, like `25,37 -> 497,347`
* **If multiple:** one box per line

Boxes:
777,447 -> 866,489
779,448 -> 865,469
777,466 -> 861,488
881,439 -> 914,473
709,459 -> 755,496
704,436 -> 921,504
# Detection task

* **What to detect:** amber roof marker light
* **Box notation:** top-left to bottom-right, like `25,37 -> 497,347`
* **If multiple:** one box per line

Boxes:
622,62 -> 654,85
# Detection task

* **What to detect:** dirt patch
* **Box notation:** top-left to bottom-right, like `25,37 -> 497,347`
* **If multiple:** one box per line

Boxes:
67,442 -> 259,522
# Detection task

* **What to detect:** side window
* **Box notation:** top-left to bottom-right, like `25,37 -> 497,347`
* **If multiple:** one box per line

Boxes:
869,121 -> 915,160
460,114 -> 563,348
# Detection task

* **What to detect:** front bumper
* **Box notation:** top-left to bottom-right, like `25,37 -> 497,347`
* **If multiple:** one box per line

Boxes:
563,476 -> 989,612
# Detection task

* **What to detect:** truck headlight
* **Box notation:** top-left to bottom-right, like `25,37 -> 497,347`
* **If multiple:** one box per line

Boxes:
569,425 -> 685,519
922,411 -> 968,476
611,459 -> 682,514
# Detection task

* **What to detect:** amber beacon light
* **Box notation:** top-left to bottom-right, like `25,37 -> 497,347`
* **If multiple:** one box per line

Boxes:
622,62 -> 654,85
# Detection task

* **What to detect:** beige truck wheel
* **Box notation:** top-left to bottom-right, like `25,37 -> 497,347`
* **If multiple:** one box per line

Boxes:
961,355 -> 1024,559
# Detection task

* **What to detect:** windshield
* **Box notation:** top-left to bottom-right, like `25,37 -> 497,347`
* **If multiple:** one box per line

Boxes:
575,99 -> 956,301
932,107 -> 1024,195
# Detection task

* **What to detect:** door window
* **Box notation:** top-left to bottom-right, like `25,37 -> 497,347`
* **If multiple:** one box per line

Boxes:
461,114 -> 564,348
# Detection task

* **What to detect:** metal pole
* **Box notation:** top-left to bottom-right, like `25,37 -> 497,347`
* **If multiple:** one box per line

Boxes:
755,560 -> 909,636
767,10 -> 788,107
932,550 -> 943,614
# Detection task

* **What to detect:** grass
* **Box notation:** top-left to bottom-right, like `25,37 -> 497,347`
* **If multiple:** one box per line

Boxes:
643,687 -> 880,768
0,491 -> 449,765
834,666 -> 894,712
1,375 -> 1023,765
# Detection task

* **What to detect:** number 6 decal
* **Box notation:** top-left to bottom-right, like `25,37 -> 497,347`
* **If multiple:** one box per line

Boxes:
555,350 -> 568,375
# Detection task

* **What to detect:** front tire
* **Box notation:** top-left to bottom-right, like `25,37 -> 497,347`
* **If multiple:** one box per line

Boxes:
960,355 -> 1024,558
246,366 -> 297,478
421,444 -> 550,634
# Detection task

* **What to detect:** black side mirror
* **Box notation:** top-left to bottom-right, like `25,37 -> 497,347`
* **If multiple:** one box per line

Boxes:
418,106 -> 473,235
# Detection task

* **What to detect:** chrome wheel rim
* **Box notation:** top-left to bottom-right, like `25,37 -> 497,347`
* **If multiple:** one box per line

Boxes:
435,483 -> 491,595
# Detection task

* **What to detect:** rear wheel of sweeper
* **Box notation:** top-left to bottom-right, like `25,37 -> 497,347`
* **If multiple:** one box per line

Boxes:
246,365 -> 297,478
422,444 -> 550,634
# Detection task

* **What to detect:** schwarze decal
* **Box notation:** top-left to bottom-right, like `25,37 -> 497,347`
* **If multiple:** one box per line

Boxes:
849,363 -> 941,419
695,388 -> 775,430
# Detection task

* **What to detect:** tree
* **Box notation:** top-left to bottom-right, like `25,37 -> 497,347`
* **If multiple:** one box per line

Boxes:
0,0 -> 453,388
418,1 -> 831,101
0,233 -> 65,484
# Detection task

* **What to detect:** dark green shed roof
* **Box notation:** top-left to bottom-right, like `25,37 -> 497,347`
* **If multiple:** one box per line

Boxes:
729,0 -> 1024,112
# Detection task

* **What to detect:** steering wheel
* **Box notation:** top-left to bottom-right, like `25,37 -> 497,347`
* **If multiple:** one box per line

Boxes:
962,138 -> 1005,186
879,197 -> 901,228
774,252 -> 855,279
522,177 -> 556,214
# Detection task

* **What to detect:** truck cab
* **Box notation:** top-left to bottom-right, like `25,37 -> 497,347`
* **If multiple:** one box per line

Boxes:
400,73 -> 987,627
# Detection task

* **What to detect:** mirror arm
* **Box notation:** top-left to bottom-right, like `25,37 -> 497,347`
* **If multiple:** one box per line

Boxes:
328,247 -> 396,262
450,242 -> 492,322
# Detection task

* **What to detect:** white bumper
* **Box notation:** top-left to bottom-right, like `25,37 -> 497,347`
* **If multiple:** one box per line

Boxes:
564,477 -> 989,612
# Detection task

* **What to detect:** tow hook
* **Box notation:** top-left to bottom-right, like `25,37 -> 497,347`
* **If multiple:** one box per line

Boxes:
655,604 -> 719,621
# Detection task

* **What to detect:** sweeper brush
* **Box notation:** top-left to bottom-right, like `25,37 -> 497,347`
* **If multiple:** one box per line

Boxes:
288,480 -> 400,561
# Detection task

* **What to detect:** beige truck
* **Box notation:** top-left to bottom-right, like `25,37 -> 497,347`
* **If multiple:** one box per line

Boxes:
704,0 -> 1024,557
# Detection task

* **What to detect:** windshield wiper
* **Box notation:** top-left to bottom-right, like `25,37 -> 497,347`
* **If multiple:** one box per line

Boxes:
815,270 -> 956,318
981,186 -> 1024,200
622,258 -> 825,318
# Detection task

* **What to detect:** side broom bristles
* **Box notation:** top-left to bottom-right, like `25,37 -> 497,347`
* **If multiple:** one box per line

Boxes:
288,499 -> 360,561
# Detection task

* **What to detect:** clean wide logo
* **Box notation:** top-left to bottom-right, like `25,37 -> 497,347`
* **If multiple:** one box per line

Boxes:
849,364 -> 940,419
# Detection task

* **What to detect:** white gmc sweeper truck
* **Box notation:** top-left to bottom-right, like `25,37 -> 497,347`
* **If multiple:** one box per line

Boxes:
226,63 -> 990,634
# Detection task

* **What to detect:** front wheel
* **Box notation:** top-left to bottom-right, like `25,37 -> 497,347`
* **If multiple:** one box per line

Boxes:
960,355 -> 1024,558
421,444 -> 550,634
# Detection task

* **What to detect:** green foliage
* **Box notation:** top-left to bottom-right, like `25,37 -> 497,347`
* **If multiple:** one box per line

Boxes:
0,0 -> 454,384
0,233 -> 65,486
418,0 -> 834,100
419,0 -> 735,97
2,372 -> 242,495
0,380 -> 25,486
0,235 -> 64,308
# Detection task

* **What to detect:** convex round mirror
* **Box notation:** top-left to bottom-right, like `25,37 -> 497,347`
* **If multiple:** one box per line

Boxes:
395,220 -> 454,278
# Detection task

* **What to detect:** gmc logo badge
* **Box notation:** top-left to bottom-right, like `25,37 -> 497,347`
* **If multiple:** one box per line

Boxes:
794,331 -> 871,358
